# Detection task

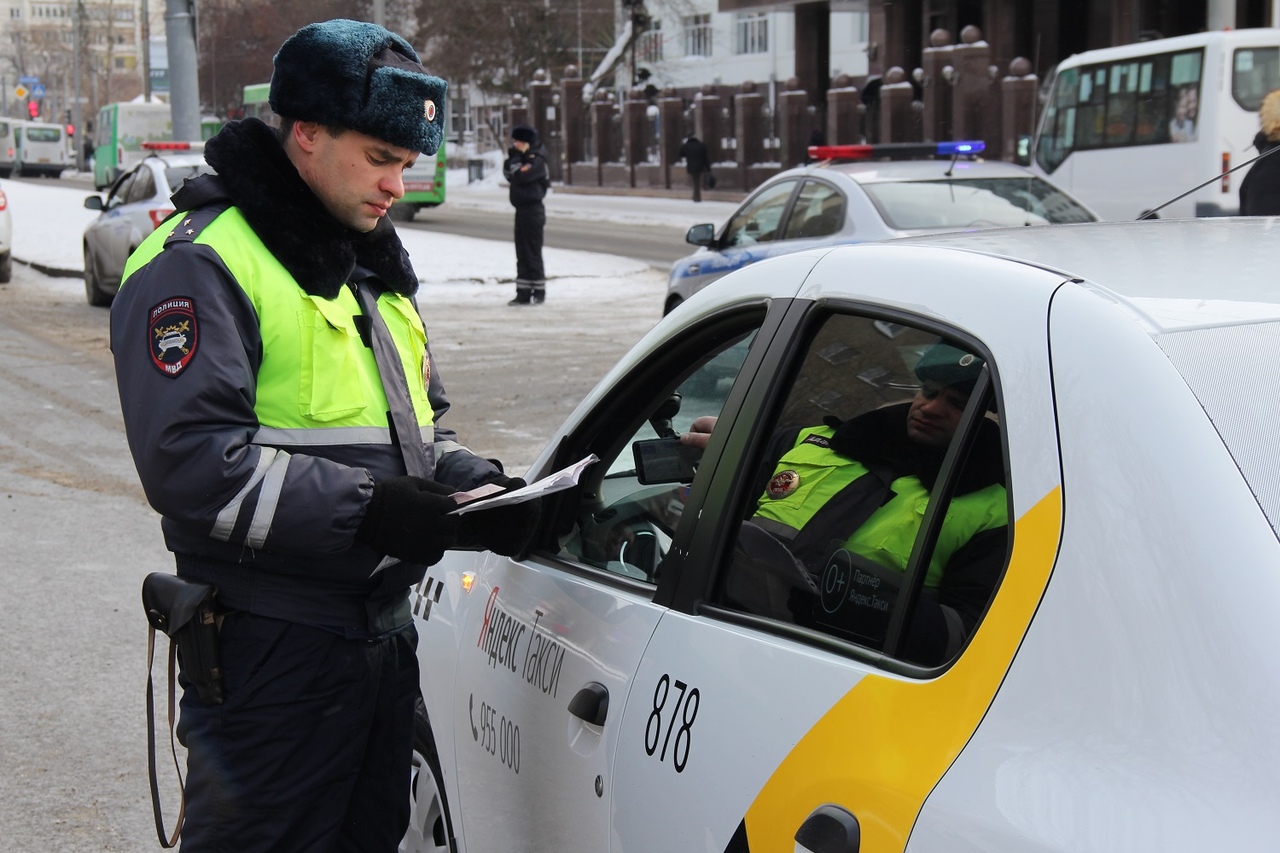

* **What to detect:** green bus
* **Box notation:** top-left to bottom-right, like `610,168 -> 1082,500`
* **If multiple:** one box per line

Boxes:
241,82 -> 446,219
93,101 -> 222,189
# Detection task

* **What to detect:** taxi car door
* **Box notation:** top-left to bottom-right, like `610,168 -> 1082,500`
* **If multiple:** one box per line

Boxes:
449,305 -> 775,852
610,249 -> 1066,851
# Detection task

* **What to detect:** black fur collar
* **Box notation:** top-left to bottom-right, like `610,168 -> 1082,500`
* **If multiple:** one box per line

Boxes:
183,118 -> 419,299
825,402 -> 1005,495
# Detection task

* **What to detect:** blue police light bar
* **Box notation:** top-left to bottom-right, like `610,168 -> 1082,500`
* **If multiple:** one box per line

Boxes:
809,140 -> 987,163
937,140 -> 985,155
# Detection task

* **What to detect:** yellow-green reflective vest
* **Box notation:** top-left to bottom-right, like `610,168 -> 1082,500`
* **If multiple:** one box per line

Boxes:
753,425 -> 1006,587
123,207 -> 435,439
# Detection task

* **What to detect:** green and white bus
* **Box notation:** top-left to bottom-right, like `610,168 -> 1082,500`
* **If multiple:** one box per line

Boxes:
93,101 -> 222,189
240,81 -> 446,219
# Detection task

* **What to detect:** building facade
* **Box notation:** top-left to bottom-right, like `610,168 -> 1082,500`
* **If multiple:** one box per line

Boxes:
0,0 -> 155,123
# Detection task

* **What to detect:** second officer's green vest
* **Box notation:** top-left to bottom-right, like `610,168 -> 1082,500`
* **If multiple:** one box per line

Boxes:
753,425 -> 1006,587
123,206 -> 435,442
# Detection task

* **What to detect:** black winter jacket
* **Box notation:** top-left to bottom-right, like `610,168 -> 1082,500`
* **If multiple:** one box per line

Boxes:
110,118 -> 504,631
504,140 -> 550,207
1239,131 -> 1280,216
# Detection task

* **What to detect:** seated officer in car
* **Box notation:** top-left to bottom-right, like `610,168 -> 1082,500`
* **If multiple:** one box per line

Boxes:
682,343 -> 1007,665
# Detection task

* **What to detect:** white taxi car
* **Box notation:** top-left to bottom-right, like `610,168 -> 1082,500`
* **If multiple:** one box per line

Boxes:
402,217 -> 1280,852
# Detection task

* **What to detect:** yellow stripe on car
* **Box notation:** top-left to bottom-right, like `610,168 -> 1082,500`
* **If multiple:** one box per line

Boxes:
743,488 -> 1063,850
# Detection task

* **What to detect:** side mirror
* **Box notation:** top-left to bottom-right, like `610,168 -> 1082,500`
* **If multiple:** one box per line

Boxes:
83,196 -> 104,211
685,223 -> 716,247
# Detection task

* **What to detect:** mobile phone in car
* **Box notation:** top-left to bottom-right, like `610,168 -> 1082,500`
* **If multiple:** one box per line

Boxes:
633,437 -> 701,485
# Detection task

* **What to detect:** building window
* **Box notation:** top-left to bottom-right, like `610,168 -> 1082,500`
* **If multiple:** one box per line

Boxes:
684,14 -> 712,58
638,19 -> 663,63
853,11 -> 869,43
735,12 -> 768,55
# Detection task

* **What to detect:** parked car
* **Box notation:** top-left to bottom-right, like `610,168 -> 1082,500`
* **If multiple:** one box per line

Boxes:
0,182 -> 11,283
665,141 -> 1098,314
401,218 -> 1280,852
82,143 -> 212,306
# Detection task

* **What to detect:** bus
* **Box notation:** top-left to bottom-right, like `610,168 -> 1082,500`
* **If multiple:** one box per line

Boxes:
1029,28 -> 1280,220
240,82 -> 446,219
12,120 -> 70,177
93,101 -> 222,189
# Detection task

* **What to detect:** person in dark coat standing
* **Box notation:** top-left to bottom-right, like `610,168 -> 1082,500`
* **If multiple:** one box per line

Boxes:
1239,89 -> 1280,216
679,134 -> 711,202
504,125 -> 550,304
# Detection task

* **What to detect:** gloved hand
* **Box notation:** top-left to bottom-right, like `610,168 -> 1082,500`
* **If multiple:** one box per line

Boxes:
356,476 -> 461,566
456,477 -> 542,558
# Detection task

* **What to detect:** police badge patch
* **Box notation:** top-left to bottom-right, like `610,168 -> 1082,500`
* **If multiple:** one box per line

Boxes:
148,297 -> 199,377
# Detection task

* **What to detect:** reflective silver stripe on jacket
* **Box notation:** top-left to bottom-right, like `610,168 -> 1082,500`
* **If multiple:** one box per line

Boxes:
252,425 -> 435,447
211,446 -> 291,543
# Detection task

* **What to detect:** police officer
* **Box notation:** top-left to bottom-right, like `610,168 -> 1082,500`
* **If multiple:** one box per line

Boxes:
685,343 -> 1007,665
111,19 -> 536,851
504,124 -> 550,305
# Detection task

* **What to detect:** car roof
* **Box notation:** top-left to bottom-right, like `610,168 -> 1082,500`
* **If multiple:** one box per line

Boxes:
143,153 -> 209,169
878,217 -> 1280,331
773,158 -> 1047,185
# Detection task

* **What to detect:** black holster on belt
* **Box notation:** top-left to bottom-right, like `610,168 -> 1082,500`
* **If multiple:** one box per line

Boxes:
143,572 -> 223,704
141,572 -> 223,848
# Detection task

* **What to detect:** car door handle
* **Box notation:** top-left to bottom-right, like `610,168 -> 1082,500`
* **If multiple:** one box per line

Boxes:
794,804 -> 860,853
567,681 -> 609,726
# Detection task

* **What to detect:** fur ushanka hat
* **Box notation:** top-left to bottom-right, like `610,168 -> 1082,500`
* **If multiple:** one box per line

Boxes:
269,19 -> 447,155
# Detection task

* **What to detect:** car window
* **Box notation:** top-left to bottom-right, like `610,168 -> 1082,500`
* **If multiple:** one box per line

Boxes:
105,172 -> 138,209
164,163 -> 213,195
124,166 -> 158,205
721,181 -> 797,248
782,180 -> 846,240
862,177 -> 1094,228
555,316 -> 764,584
710,312 -> 1009,669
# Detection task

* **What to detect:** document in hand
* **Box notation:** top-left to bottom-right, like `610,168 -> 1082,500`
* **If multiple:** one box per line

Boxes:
449,454 -> 599,515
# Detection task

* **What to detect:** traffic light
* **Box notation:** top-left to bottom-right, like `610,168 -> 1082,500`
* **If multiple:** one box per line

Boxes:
66,123 -> 75,137
26,100 -> 39,119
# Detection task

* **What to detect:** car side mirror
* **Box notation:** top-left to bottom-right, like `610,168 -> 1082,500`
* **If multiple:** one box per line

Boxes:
83,196 -> 104,211
685,223 -> 716,247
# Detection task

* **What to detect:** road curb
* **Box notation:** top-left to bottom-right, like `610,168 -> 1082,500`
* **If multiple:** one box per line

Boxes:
17,258 -> 81,279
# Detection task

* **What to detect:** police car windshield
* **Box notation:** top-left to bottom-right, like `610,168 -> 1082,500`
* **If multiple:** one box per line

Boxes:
863,177 -> 1096,230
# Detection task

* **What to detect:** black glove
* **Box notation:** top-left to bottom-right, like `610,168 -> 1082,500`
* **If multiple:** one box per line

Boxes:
356,476 -> 461,566
456,477 -> 542,558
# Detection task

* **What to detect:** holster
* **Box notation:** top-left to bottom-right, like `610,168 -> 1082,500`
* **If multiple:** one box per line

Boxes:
142,572 -> 225,847
142,572 -> 223,705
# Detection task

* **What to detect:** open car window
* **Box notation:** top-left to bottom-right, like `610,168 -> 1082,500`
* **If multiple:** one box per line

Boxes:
712,311 -> 1011,669
554,319 -> 763,585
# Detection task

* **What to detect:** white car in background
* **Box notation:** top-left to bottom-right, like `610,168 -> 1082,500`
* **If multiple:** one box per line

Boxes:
0,181 -> 12,283
401,217 -> 1280,852
665,140 -> 1097,315
81,143 -> 212,306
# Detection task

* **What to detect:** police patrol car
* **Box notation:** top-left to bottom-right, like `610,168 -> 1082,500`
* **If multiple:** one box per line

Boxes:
665,141 -> 1098,316
402,217 -> 1280,852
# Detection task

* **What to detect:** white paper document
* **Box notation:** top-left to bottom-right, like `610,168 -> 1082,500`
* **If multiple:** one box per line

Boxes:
449,454 -> 599,515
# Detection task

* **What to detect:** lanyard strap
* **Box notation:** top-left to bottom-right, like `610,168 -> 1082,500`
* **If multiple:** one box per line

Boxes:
146,628 -> 185,848
354,283 -> 435,480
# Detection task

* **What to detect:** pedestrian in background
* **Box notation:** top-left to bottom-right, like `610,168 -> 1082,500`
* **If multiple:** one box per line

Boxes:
504,124 -> 550,305
1240,88 -> 1280,216
679,133 -> 711,202
111,19 -> 537,851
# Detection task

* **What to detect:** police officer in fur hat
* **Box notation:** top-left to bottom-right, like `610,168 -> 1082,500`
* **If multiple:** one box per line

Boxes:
111,19 -> 539,850
504,124 -> 550,304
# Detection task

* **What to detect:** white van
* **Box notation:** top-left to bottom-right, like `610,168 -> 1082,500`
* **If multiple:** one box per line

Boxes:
0,118 -> 29,178
1029,28 -> 1280,219
13,121 -> 69,178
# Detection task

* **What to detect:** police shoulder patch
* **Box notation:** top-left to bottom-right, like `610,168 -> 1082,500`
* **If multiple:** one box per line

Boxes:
148,297 -> 199,377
